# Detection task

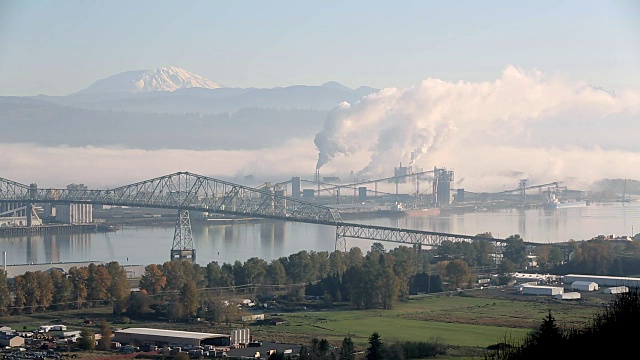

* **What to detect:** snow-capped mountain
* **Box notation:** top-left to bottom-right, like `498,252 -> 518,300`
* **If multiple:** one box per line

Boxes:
76,67 -> 222,94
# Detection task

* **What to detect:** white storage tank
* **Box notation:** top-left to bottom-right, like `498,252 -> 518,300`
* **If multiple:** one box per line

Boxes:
230,328 -> 250,346
520,285 -> 564,296
604,286 -> 629,294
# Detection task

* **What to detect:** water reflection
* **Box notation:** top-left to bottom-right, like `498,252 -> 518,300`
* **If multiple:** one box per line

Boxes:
1,202 -> 640,266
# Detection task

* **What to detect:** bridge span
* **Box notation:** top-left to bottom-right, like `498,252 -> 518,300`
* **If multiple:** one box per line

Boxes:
0,172 -> 515,260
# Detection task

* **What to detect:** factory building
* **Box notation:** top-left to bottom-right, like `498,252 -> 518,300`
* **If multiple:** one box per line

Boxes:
55,203 -> 93,224
114,328 -> 230,347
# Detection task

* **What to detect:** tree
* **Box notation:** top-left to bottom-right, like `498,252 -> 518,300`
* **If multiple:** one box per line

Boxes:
68,266 -> 90,308
87,264 -> 111,305
0,270 -> 10,315
97,321 -> 112,350
139,264 -> 166,295
180,280 -> 199,318
50,269 -> 73,310
366,332 -> 384,360
497,259 -> 516,285
533,311 -> 563,347
106,262 -> 130,313
340,337 -> 355,360
11,275 -> 26,313
267,260 -> 287,285
445,259 -> 472,289
503,234 -> 528,268
79,329 -> 95,350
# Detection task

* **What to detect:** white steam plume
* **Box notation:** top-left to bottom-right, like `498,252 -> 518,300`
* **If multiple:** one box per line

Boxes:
314,65 -> 640,178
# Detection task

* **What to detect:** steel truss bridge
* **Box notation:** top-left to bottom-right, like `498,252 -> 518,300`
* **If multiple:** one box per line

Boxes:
0,172 -> 515,261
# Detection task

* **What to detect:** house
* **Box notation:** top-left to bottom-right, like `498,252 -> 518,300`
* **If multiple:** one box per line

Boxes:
0,333 -> 25,348
571,281 -> 598,292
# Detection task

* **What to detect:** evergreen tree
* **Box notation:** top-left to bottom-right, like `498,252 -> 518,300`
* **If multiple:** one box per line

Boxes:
79,328 -> 95,350
366,332 -> 384,360
339,337 -> 355,360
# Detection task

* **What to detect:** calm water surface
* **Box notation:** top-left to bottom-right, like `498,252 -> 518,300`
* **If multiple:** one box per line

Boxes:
2,202 -> 639,266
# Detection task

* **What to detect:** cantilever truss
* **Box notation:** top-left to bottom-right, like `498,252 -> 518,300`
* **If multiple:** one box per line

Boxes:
335,224 -> 507,247
0,172 -> 343,225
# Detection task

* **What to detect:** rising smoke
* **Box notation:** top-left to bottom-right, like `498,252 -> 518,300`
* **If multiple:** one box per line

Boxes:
314,65 -> 640,184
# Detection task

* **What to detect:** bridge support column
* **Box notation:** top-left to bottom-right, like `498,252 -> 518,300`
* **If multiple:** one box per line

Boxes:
170,210 -> 196,263
26,203 -> 33,227
335,226 -> 347,252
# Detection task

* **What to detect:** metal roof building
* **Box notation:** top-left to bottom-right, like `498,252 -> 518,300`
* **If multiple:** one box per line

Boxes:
562,274 -> 640,288
555,292 -> 581,300
604,286 -> 629,294
571,281 -> 598,292
114,328 -> 230,347
518,285 -> 564,296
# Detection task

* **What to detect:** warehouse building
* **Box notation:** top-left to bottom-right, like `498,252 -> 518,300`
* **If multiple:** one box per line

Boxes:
555,292 -> 581,300
571,281 -> 598,292
562,274 -> 640,288
604,286 -> 629,294
518,285 -> 564,296
114,328 -> 230,347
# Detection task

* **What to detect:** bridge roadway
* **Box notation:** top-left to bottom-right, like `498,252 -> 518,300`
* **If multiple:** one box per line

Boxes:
0,171 -> 524,249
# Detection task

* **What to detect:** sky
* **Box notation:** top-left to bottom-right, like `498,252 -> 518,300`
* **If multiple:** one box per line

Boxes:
1,0 -> 639,96
1,0 -> 640,192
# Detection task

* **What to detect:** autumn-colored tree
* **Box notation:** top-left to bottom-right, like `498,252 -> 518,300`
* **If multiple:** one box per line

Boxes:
106,262 -> 130,313
97,321 -> 112,350
180,280 -> 199,318
139,264 -> 166,295
0,270 -> 10,315
50,269 -> 73,310
69,266 -> 90,308
87,264 -> 111,305
11,275 -> 26,313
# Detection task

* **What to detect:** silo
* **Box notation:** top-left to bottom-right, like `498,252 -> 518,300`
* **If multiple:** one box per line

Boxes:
358,187 -> 367,202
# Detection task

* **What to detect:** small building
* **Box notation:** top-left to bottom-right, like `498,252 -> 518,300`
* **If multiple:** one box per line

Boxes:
0,334 -> 25,348
571,281 -> 599,292
604,286 -> 629,294
519,285 -> 564,296
555,292 -> 581,300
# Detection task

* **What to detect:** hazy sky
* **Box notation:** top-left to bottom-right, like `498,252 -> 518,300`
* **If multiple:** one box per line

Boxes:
1,0 -> 639,96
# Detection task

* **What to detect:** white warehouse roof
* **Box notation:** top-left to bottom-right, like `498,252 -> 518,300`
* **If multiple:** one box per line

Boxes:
116,328 -> 227,340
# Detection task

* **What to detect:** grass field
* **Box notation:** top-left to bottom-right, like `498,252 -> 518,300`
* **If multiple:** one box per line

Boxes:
0,287 -> 611,359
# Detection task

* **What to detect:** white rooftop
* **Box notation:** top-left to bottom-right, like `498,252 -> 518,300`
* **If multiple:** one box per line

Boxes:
116,328 -> 228,340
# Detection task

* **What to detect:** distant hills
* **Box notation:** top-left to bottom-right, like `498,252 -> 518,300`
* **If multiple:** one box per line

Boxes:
0,67 -> 379,150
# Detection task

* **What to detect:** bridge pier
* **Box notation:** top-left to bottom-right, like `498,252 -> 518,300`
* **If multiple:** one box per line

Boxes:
170,209 -> 196,263
335,227 -> 347,252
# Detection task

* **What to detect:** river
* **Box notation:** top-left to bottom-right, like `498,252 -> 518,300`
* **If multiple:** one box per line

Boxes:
2,202 -> 639,267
